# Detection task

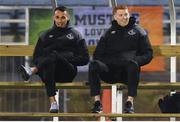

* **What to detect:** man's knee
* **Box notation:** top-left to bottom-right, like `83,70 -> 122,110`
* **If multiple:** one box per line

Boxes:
89,60 -> 108,73
127,60 -> 140,72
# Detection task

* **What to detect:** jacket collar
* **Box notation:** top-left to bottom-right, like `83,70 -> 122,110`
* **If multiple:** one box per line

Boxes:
111,16 -> 136,30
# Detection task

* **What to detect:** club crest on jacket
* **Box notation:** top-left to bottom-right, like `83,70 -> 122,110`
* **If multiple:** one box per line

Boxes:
66,33 -> 74,40
128,29 -> 136,35
49,35 -> 54,38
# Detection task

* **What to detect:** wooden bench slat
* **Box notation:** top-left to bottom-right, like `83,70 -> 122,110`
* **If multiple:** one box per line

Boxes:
0,82 -> 180,89
1,45 -> 180,119
0,82 -> 113,89
0,45 -> 34,56
1,45 -> 180,56
1,112 -> 180,118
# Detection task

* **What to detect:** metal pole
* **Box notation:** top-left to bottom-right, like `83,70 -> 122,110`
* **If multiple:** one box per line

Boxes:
53,90 -> 59,121
169,0 -> 176,88
51,0 -> 57,10
51,0 -> 58,121
169,0 -> 176,121
116,90 -> 123,121
25,8 -> 29,45
108,0 -> 123,121
24,8 -> 30,83
109,0 -> 117,7
169,0 -> 176,45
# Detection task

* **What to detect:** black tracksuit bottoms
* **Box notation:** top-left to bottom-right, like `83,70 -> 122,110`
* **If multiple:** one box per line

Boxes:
36,52 -> 77,97
89,60 -> 140,97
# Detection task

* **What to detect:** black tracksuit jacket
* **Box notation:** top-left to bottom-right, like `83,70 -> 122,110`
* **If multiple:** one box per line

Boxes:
33,24 -> 89,67
93,17 -> 153,66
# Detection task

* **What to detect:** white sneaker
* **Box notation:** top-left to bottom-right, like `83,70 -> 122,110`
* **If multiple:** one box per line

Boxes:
19,65 -> 32,81
49,102 -> 59,113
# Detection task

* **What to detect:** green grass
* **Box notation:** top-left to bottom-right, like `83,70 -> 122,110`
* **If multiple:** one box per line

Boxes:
29,9 -> 52,45
29,9 -> 74,45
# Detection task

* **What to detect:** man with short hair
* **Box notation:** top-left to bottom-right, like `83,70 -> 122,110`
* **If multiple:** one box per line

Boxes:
20,6 -> 89,113
89,5 -> 153,113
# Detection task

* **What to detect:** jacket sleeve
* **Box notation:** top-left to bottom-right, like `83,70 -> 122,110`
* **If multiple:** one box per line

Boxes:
134,31 -> 153,66
70,34 -> 89,66
32,37 -> 44,66
93,34 -> 107,61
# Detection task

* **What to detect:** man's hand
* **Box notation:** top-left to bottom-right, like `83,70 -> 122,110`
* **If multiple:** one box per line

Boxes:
59,52 -> 74,61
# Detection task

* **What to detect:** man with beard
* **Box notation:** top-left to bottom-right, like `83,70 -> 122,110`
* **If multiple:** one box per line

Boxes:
20,6 -> 89,113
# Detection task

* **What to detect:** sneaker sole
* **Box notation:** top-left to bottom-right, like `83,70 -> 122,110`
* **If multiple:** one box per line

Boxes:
92,110 -> 103,114
50,109 -> 59,113
19,65 -> 30,81
98,111 -> 103,114
124,110 -> 135,113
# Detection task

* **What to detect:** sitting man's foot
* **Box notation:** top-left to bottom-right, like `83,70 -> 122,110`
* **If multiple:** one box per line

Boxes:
19,65 -> 32,81
124,101 -> 134,113
49,102 -> 59,113
91,101 -> 103,113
